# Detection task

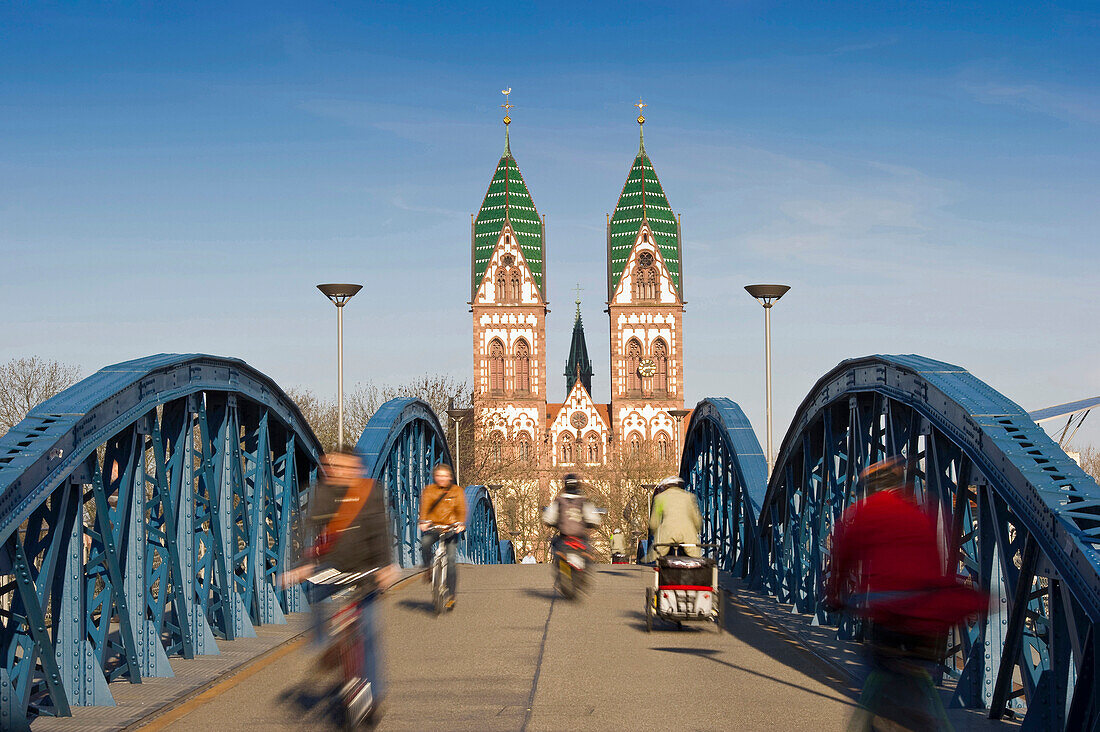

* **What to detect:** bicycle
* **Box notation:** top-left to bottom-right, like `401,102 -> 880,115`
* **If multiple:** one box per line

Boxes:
306,566 -> 381,729
427,524 -> 463,615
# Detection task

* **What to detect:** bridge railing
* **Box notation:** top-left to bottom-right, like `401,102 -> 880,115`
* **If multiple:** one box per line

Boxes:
682,354 -> 1100,730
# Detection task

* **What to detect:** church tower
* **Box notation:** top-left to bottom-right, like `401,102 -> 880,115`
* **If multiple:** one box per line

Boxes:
471,98 -> 548,458
606,105 -> 685,457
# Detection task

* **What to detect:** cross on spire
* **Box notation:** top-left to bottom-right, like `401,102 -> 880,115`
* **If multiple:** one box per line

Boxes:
501,87 -> 513,125
634,98 -> 647,125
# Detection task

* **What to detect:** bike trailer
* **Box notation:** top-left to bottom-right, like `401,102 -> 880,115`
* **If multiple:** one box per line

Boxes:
654,555 -> 717,618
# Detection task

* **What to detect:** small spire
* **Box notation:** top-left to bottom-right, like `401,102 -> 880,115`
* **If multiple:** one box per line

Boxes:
573,283 -> 583,319
634,98 -> 647,152
501,88 -> 514,156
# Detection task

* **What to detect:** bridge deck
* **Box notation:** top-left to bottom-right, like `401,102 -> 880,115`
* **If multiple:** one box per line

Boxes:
141,564 -> 864,731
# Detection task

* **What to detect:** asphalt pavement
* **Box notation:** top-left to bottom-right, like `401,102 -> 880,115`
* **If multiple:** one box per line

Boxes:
145,564 -> 867,731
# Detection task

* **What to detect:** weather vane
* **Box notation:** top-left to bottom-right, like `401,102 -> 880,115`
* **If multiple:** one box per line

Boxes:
634,98 -> 647,125
501,88 -> 513,125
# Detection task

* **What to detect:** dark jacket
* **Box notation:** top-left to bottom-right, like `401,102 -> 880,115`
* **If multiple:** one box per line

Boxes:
309,476 -> 392,588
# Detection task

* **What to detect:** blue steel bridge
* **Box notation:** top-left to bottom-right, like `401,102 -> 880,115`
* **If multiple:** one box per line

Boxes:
0,352 -> 1097,730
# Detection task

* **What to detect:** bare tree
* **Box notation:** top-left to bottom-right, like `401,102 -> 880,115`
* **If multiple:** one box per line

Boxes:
286,374 -> 470,455
285,384 -> 377,453
0,357 -> 81,437
1078,445 -> 1100,486
584,440 -> 677,560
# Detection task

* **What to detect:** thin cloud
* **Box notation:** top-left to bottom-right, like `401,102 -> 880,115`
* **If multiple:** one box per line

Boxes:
962,80 -> 1100,124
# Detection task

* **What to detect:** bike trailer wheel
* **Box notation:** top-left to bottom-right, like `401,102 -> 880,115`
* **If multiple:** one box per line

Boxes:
645,588 -> 654,633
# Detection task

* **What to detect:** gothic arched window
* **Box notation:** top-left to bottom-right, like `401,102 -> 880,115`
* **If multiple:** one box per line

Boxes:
560,433 -> 573,464
510,270 -> 522,301
629,432 -> 642,455
490,431 -> 504,463
514,339 -> 531,394
488,339 -> 505,393
585,432 -> 601,463
495,270 -> 507,301
653,338 -> 669,394
656,432 -> 671,461
633,252 -> 658,301
518,433 -> 531,463
626,338 -> 642,394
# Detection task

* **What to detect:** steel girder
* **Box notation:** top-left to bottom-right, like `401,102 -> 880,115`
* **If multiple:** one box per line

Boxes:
749,355 -> 1100,729
457,486 -> 511,565
0,355 -> 321,727
356,399 -> 451,568
679,398 -> 768,577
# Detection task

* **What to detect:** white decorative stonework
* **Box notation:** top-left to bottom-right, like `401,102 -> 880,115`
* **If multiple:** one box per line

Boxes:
474,228 -> 545,307
548,381 -> 610,467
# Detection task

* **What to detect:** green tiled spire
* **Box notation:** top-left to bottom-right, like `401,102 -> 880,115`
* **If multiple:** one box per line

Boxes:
565,297 -> 593,397
472,129 -> 544,300
607,126 -> 681,300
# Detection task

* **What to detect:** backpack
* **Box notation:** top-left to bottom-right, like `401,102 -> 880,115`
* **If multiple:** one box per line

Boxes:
556,494 -> 587,537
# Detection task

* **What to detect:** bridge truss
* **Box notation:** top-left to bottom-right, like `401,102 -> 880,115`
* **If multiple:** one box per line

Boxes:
682,355 -> 1100,729
0,355 -> 322,727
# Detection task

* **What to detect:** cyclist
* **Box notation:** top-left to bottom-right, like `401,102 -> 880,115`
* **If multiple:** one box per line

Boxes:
419,464 -> 466,608
280,450 -> 398,717
647,476 -> 702,560
542,473 -> 601,557
825,457 -> 987,730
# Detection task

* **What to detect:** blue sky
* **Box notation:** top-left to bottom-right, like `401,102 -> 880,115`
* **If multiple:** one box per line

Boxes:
3,1 -> 1098,448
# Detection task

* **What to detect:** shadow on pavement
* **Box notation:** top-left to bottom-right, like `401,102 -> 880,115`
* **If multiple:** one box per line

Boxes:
650,647 -> 858,708
276,677 -> 344,728
717,589 -> 860,702
621,608 -> 714,634
397,598 -> 436,615
522,587 -> 558,601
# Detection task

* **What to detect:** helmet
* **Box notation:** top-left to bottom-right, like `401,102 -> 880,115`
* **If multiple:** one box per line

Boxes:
859,457 -> 906,493
657,476 -> 684,491
562,473 -> 585,496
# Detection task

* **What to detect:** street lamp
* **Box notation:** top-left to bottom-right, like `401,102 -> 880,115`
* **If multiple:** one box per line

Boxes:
446,399 -> 473,487
745,284 -> 791,478
668,409 -> 691,467
317,283 -> 363,451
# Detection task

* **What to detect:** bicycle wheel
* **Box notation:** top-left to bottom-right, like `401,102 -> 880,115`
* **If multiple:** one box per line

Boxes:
433,558 -> 445,616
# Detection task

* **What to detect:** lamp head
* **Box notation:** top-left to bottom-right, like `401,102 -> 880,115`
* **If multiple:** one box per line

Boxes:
745,284 -> 791,306
317,283 -> 363,306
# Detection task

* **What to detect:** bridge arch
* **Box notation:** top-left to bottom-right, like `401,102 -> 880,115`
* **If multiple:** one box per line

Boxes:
355,398 -> 452,568
679,398 -> 767,575
0,354 -> 322,723
753,354 -> 1100,726
458,485 -> 511,565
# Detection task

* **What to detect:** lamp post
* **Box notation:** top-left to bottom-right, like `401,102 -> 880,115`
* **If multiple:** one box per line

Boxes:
668,409 -> 691,467
317,283 -> 362,451
745,284 -> 791,478
446,400 -> 473,487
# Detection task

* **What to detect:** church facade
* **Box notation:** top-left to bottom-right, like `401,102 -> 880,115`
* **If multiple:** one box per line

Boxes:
469,113 -> 686,478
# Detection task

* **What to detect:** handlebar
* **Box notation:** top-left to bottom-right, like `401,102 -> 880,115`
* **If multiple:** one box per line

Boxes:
652,542 -> 718,549
425,524 -> 465,536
